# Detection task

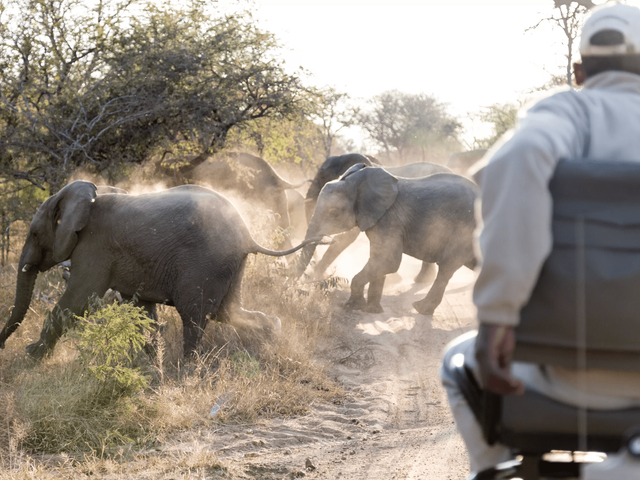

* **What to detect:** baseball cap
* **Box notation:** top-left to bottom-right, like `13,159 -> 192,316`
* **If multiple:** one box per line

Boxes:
580,2 -> 640,57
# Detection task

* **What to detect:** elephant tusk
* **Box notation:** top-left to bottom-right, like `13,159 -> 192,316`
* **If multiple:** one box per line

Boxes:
21,264 -> 31,273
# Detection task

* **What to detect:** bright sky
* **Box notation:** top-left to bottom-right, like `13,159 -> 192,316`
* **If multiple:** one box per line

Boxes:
223,0 -> 636,147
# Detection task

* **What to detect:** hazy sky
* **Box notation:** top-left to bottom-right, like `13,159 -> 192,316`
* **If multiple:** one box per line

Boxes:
224,0 -> 632,146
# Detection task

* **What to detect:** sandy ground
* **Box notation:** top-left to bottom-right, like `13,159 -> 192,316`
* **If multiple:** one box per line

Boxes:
163,234 -> 477,479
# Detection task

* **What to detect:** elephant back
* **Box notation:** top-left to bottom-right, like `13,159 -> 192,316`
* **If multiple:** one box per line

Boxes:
93,185 -> 256,256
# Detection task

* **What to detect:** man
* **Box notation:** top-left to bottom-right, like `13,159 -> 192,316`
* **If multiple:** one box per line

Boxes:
440,2 -> 640,475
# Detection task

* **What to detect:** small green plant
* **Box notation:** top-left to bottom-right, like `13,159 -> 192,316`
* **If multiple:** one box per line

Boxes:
74,301 -> 155,393
230,351 -> 261,378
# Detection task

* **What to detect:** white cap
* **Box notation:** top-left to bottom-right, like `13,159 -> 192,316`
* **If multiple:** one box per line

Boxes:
580,2 -> 640,57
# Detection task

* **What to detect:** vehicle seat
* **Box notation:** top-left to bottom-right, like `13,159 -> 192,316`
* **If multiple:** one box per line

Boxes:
458,159 -> 640,480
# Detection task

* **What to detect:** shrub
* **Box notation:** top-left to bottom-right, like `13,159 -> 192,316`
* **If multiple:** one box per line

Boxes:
74,301 -> 155,394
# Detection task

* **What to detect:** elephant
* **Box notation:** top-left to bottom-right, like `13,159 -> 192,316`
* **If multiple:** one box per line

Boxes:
157,152 -> 308,249
297,164 -> 478,315
0,181 -> 320,359
304,153 -> 453,283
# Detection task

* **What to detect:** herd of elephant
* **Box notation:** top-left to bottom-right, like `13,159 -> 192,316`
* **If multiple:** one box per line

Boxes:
0,151 -> 485,360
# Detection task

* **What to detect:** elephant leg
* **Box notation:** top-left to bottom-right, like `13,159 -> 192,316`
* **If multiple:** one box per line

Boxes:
414,262 -> 438,284
364,276 -> 387,314
412,262 -> 460,316
125,297 -> 160,357
346,239 -> 402,313
313,227 -> 360,279
219,259 -> 281,336
175,269 -> 236,358
27,272 -> 110,360
176,300 -> 213,359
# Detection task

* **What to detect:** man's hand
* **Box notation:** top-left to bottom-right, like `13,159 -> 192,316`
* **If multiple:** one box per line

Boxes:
475,323 -> 525,395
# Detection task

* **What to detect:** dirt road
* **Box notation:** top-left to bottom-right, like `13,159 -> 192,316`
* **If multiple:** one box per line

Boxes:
174,237 -> 477,479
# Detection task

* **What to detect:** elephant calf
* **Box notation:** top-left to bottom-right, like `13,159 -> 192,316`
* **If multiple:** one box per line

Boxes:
298,164 -> 477,315
0,181 -> 319,359
304,153 -> 453,283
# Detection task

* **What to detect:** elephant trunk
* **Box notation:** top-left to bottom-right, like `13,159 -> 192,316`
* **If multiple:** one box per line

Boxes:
0,266 -> 38,348
304,198 -> 317,226
294,243 -> 317,278
304,181 -> 322,224
294,223 -> 322,277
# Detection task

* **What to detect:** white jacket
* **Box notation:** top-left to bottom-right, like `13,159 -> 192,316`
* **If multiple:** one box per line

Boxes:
473,70 -> 640,326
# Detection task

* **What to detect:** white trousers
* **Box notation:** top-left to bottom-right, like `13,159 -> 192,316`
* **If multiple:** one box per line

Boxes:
440,331 -> 640,475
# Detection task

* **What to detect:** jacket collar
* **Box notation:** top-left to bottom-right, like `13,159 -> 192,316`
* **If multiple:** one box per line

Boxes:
583,71 -> 640,95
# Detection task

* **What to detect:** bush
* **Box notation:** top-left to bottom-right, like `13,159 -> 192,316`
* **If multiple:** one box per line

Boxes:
74,301 -> 155,394
6,301 -> 157,455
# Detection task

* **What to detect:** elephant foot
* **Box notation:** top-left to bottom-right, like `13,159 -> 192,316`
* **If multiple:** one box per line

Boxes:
412,300 -> 437,316
363,303 -> 384,314
344,296 -> 367,311
236,309 -> 282,338
26,341 -> 50,361
263,314 -> 282,336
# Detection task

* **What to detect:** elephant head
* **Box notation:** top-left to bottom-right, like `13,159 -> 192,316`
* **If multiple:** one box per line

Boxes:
0,181 -> 97,348
305,153 -> 380,224
297,164 -> 399,276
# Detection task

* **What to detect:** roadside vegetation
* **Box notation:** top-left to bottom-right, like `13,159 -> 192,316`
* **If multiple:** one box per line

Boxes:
0,224 -> 344,478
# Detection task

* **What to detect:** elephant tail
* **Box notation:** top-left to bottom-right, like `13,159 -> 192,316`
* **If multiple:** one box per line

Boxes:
279,178 -> 311,190
252,236 -> 324,257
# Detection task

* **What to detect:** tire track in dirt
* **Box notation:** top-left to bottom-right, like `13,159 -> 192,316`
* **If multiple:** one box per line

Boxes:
166,236 -> 478,479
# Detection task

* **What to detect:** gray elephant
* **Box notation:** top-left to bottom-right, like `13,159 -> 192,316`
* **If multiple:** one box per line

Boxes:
0,181 -> 319,359
158,152 -> 308,248
304,153 -> 453,282
297,164 -> 477,315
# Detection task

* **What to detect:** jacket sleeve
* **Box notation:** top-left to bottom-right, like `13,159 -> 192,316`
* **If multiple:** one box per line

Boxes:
473,92 -> 589,326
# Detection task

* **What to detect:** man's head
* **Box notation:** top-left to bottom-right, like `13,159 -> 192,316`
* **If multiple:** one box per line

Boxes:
578,2 -> 640,81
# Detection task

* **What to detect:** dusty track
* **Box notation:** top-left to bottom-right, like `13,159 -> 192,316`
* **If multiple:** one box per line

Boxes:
168,236 -> 476,479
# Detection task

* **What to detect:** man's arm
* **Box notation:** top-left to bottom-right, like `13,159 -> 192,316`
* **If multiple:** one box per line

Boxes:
473,94 -> 588,394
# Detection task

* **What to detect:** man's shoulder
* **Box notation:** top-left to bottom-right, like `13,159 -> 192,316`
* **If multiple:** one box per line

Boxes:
525,86 -> 579,112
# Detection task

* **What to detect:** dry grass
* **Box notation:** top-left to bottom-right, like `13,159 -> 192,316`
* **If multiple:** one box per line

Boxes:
0,223 -> 344,478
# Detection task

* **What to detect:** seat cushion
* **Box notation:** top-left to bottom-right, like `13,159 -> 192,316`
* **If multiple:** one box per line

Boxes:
500,388 -> 640,453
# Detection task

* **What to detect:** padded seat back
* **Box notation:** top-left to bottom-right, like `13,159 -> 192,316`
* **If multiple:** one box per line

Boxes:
517,159 -> 640,371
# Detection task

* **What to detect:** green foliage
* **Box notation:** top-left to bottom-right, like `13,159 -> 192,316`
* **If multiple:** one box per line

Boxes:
230,351 -> 261,378
0,0 -> 307,191
74,302 -> 154,393
473,102 -> 519,149
225,114 -> 325,176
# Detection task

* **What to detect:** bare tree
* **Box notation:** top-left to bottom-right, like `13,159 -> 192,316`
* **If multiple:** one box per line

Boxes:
529,0 -> 595,87
357,91 -> 461,165
311,88 -> 359,158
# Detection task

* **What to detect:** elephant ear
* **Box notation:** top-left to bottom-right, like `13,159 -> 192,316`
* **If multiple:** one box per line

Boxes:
51,181 -> 97,262
355,168 -> 399,231
364,154 -> 382,166
339,163 -> 367,181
